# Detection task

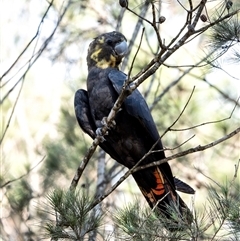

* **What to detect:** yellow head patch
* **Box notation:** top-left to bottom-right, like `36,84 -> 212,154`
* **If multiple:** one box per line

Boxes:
90,47 -> 102,62
87,31 -> 127,69
89,44 -> 118,69
95,54 -> 117,68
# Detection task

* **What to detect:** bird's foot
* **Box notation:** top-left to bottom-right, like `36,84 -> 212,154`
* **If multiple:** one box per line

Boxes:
101,117 -> 116,129
96,128 -> 106,142
95,117 -> 116,142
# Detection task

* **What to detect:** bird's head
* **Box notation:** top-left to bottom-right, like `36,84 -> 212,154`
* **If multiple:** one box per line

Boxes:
87,31 -> 128,70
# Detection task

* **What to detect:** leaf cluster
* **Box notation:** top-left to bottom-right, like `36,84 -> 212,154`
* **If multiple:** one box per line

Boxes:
7,178 -> 33,212
112,179 -> 240,241
208,11 -> 240,64
45,189 -> 104,240
44,178 -> 240,240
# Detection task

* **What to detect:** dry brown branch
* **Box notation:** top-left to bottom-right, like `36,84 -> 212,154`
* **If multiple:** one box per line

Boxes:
70,138 -> 101,190
136,126 -> 240,172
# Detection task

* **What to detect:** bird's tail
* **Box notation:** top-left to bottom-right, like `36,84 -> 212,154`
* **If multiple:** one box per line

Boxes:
132,166 -> 193,231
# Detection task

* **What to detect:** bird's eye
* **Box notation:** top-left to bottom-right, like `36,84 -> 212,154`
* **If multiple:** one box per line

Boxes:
106,39 -> 113,45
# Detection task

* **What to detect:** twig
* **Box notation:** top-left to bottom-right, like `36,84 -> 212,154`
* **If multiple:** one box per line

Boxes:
228,159 -> 240,191
233,159 -> 240,178
135,126 -> 240,172
187,0 -> 193,24
191,0 -> 207,29
160,86 -> 195,139
127,28 -> 145,83
0,0 -> 54,83
0,77 -> 24,145
69,138 -> 101,191
0,156 -> 46,188
194,8 -> 240,34
194,166 -> 221,188
1,0 -> 71,104
121,1 -> 150,71
126,4 -> 152,26
154,134 -> 195,153
150,1 -> 164,48
202,78 -> 240,107
169,97 -> 239,131
87,126 -> 240,212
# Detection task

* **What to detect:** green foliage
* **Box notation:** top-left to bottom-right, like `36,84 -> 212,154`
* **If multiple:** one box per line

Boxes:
206,180 -> 240,239
209,17 -> 240,51
114,200 -> 191,240
41,102 -> 95,189
208,12 -> 240,65
7,179 -> 32,212
112,179 -> 240,240
58,103 -> 80,147
44,189 -> 104,240
41,141 -> 69,187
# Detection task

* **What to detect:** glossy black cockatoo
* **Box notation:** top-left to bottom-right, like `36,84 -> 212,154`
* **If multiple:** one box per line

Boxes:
74,31 -> 194,230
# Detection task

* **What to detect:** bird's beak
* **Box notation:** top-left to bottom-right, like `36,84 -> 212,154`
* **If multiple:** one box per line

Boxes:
114,40 -> 128,56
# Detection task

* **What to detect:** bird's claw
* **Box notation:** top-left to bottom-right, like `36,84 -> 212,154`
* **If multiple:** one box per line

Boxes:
96,128 -> 107,142
95,117 -> 116,143
101,117 -> 116,129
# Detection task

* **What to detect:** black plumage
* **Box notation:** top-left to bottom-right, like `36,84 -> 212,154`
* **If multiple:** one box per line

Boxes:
74,31 -> 193,230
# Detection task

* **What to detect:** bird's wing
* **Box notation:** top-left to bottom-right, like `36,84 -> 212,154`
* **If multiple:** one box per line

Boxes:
108,69 -> 160,143
74,88 -> 127,162
74,89 -> 96,139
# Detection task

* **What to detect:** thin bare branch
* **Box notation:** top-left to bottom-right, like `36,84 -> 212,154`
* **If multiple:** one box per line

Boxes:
127,28 -> 145,82
1,0 -> 71,104
0,0 -> 54,83
87,126 -> 240,212
194,8 -> 240,34
160,134 -> 195,152
0,78 -> 24,145
0,156 -> 46,188
191,0 -> 207,29
136,126 -> 240,172
150,1 -> 164,48
170,97 -> 239,131
121,1 -> 150,71
69,138 -> 101,191
161,86 -> 196,138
